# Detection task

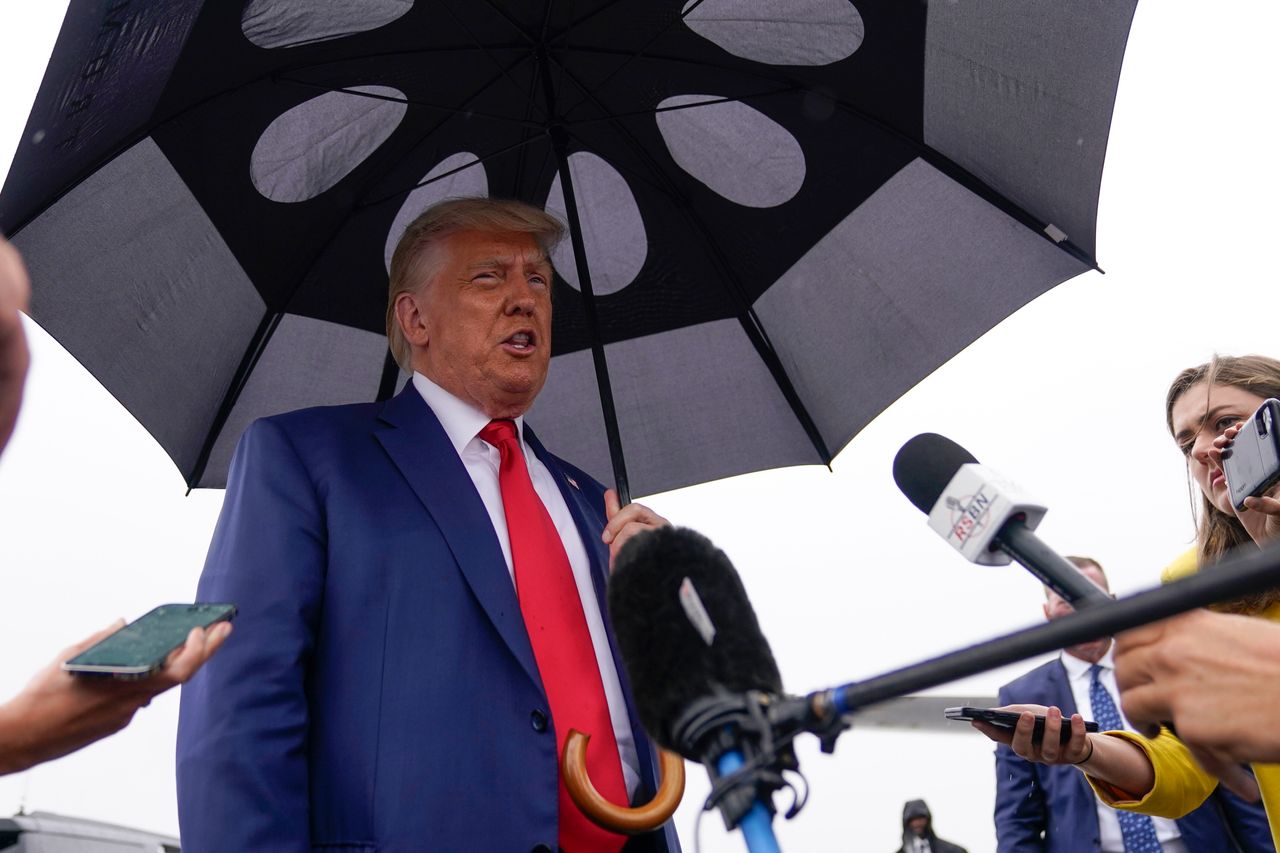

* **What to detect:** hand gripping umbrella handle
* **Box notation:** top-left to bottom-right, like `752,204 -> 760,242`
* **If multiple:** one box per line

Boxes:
562,729 -> 685,835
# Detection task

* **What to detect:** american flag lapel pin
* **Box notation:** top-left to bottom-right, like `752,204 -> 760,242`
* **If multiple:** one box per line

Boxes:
566,475 -> 580,490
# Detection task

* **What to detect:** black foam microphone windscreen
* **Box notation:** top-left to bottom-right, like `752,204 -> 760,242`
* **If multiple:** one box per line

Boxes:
608,526 -> 782,751
892,432 -> 978,513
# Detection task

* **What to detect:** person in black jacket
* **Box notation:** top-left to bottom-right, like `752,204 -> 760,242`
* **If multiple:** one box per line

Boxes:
896,799 -> 967,853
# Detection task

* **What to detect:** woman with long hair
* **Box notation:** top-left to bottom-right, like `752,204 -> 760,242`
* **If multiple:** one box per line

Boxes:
1163,355 -> 1280,595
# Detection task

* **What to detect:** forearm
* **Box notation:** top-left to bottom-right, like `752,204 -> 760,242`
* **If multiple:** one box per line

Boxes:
0,696 -> 37,775
0,676 -> 146,777
1077,732 -> 1155,800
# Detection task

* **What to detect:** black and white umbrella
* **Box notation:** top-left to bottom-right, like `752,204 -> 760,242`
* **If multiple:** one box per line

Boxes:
0,0 -> 1136,497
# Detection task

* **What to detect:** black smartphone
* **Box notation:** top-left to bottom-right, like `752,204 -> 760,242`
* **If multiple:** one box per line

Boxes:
945,706 -> 1099,744
62,603 -> 236,677
1223,398 -> 1280,511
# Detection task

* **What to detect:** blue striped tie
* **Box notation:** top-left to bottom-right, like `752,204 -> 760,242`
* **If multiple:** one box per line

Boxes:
1090,664 -> 1162,852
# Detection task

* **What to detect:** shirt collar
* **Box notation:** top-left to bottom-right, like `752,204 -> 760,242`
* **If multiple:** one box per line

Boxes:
411,372 -> 524,455
1061,644 -> 1115,681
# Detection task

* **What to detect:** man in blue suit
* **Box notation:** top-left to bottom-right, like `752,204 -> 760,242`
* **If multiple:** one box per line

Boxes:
176,199 -> 679,853
994,556 -> 1272,852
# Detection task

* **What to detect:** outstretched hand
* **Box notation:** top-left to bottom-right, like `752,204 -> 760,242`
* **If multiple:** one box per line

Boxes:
602,489 -> 668,569
973,703 -> 1163,801
0,619 -> 232,775
972,704 -> 1094,765
1116,609 -> 1275,800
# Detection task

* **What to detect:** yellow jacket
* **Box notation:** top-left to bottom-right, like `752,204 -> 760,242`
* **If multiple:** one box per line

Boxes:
1085,548 -> 1280,847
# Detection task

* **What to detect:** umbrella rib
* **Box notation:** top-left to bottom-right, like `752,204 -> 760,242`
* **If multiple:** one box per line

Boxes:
555,44 -> 819,80
186,311 -> 284,489
552,0 -> 711,46
357,136 -> 547,209
536,43 -> 634,503
553,0 -> 715,118
547,56 -> 834,466
532,143 -> 558,207
564,88 -> 796,127
539,0 -> 556,41
274,76 -> 544,128
512,6 -> 554,193
347,55 -> 541,211
434,0 -> 544,119
474,0 -> 538,45
548,0 -> 634,40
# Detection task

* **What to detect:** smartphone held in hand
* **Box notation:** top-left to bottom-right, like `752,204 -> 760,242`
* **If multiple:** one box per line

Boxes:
945,706 -> 1099,744
62,603 -> 236,677
1223,398 -> 1280,511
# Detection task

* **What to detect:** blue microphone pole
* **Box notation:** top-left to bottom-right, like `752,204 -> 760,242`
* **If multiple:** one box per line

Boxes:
673,693 -> 790,852
717,751 -> 781,853
804,540 -> 1280,725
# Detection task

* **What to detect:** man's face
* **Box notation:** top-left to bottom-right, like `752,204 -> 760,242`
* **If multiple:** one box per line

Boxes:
1044,563 -> 1112,661
908,816 -> 928,837
405,229 -> 553,418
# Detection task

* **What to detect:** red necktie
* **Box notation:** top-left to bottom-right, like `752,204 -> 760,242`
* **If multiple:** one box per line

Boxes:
480,419 -> 628,853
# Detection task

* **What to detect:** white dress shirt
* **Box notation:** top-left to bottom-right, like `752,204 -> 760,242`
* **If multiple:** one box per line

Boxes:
1062,648 -> 1185,853
412,373 -> 640,796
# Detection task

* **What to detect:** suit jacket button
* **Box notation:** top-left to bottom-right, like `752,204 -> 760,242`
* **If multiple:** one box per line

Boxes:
531,709 -> 548,732
531,845 -> 554,853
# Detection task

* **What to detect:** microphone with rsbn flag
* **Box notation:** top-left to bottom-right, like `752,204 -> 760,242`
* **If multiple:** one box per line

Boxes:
892,432 -> 1109,607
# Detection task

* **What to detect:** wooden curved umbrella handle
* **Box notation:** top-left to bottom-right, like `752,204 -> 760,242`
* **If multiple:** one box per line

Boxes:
562,729 -> 686,835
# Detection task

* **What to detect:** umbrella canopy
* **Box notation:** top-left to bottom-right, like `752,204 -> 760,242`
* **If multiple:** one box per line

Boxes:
0,0 -> 1136,495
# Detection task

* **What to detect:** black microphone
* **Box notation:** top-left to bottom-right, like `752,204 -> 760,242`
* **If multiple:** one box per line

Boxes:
608,526 -> 793,840
893,433 -> 1109,607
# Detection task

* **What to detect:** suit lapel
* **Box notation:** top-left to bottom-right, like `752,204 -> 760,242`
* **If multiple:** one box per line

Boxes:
526,427 -> 666,801
375,386 -> 542,693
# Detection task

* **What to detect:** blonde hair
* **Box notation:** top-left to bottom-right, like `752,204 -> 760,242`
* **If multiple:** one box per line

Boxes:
1165,354 -> 1280,614
385,197 -> 566,370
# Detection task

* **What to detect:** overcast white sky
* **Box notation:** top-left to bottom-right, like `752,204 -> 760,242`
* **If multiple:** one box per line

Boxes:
2,3 -> 1279,850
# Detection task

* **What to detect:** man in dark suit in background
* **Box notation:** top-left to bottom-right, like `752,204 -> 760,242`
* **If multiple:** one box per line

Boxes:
176,199 -> 678,853
993,556 -> 1273,852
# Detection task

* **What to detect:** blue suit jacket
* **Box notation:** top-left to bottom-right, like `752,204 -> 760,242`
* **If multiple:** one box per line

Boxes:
994,658 -> 1273,853
176,387 -> 679,853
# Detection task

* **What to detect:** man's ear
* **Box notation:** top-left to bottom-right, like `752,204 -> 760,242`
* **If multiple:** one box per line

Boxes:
394,290 -> 429,347
1042,602 -> 1052,622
